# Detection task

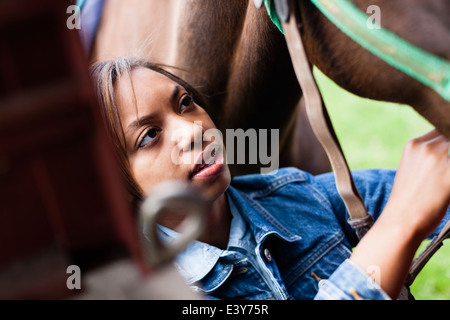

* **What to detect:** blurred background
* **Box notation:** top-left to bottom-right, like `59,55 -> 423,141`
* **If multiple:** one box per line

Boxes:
315,68 -> 449,300
0,0 -> 146,299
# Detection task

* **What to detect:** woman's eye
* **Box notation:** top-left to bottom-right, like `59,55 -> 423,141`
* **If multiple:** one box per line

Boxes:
180,94 -> 194,113
138,128 -> 159,149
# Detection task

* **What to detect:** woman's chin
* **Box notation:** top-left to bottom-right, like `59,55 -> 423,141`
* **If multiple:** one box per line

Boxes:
192,165 -> 231,201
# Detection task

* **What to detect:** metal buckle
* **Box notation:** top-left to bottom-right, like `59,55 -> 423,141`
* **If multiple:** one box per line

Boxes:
253,0 -> 264,9
138,181 -> 209,268
274,0 -> 290,22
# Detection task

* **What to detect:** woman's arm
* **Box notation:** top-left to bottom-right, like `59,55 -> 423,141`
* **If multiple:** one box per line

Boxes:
350,129 -> 450,299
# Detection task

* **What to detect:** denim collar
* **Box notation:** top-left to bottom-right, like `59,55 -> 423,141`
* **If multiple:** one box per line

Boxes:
156,190 -> 251,285
226,184 -> 303,244
156,182 -> 302,286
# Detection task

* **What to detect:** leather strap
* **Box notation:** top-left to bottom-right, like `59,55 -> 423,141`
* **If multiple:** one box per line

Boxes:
277,0 -> 450,299
397,220 -> 450,299
281,0 -> 372,239
406,220 -> 450,286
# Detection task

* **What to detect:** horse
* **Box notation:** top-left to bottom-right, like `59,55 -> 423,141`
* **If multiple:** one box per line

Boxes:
299,0 -> 450,138
86,0 -> 450,176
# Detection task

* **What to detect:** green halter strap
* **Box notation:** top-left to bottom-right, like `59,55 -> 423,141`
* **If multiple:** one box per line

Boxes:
265,0 -> 450,102
76,0 -> 86,8
264,0 -> 284,33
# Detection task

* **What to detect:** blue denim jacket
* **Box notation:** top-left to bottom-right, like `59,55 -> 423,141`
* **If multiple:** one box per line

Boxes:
157,167 -> 450,300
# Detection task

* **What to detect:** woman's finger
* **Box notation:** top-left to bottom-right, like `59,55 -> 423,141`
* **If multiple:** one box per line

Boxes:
414,129 -> 441,142
426,133 -> 450,156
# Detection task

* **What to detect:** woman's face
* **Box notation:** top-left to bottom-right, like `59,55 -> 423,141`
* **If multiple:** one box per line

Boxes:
115,67 -> 231,201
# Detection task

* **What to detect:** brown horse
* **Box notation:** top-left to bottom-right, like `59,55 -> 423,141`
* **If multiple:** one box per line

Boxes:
299,0 -> 450,138
89,0 -> 450,175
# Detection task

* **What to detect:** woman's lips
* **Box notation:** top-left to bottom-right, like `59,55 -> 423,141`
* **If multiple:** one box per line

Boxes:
191,149 -> 224,179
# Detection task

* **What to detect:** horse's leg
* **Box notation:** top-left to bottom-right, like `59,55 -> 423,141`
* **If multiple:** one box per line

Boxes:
290,97 -> 330,174
413,88 -> 450,138
92,0 -> 183,64
299,0 -> 450,139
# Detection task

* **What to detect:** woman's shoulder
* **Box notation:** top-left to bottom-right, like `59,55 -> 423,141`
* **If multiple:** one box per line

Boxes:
230,167 -> 312,194
230,167 -> 397,198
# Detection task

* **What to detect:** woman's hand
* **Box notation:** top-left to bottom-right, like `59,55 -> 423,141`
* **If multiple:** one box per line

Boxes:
386,129 -> 450,238
350,129 -> 450,299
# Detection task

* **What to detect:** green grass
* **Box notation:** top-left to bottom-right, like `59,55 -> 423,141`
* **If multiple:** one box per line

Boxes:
314,68 -> 450,300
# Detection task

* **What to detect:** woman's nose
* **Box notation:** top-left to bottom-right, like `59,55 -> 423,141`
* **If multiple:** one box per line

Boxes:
169,118 -> 204,155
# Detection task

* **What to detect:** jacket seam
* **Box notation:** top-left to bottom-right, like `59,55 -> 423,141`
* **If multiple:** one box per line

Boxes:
251,174 -> 306,198
335,243 -> 352,258
285,231 -> 345,287
243,194 -> 295,240
302,183 -> 333,209
201,263 -> 234,293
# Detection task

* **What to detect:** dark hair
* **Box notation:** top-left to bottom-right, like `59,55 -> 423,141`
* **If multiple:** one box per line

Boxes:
90,57 -> 207,211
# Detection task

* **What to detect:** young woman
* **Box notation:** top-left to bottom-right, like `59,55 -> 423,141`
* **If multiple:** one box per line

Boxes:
90,57 -> 450,300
